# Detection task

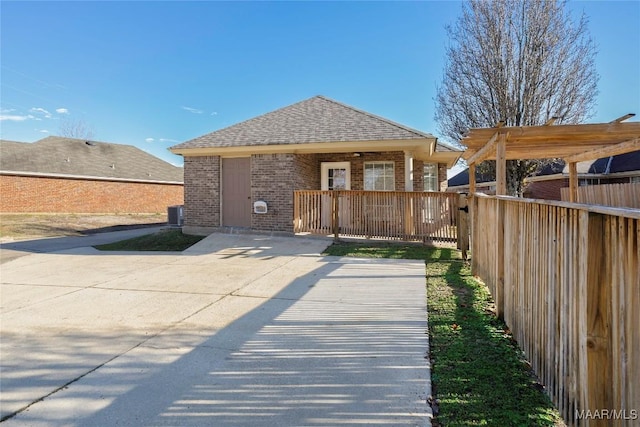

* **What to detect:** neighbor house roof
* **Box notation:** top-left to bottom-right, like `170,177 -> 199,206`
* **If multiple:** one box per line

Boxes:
448,168 -> 495,188
449,151 -> 640,188
1,136 -> 183,183
171,95 -> 461,167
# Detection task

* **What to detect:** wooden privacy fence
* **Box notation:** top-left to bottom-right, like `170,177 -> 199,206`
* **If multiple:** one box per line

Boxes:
471,193 -> 639,427
294,190 -> 460,243
560,182 -> 640,209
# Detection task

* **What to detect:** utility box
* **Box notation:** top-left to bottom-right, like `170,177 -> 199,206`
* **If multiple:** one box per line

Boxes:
253,200 -> 268,214
168,205 -> 184,226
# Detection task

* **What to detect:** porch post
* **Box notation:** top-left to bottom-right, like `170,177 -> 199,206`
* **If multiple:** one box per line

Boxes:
404,151 -> 413,191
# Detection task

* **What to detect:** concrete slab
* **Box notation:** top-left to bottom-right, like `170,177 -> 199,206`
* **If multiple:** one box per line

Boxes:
1,233 -> 431,426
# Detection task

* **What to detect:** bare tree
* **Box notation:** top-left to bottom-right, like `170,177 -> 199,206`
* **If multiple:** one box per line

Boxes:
435,0 -> 598,195
58,117 -> 95,141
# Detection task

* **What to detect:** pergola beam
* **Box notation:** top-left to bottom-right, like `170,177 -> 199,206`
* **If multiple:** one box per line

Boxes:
465,131 -> 501,165
563,138 -> 639,163
544,116 -> 560,126
610,113 -> 635,123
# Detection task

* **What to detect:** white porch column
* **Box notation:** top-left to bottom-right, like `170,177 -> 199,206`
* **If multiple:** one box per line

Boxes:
404,151 -> 413,191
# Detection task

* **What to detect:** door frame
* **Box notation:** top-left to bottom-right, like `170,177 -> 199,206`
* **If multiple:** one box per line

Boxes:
320,161 -> 351,191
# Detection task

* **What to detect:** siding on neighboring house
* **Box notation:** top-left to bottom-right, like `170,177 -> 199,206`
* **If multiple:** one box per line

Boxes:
1,174 -> 182,213
1,136 -> 184,214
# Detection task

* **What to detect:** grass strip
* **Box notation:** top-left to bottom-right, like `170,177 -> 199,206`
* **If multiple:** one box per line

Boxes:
94,229 -> 204,251
323,242 -> 562,426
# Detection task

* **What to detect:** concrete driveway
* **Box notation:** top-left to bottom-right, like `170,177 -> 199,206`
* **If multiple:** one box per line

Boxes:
0,232 -> 431,426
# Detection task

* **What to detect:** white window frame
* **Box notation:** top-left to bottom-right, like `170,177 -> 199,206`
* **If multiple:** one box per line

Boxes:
364,161 -> 395,191
424,163 -> 439,192
321,162 -> 351,190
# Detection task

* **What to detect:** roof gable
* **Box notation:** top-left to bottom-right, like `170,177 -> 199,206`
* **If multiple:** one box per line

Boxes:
172,95 -> 437,150
1,136 -> 183,183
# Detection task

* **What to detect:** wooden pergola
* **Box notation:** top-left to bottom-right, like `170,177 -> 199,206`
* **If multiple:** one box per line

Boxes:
461,114 -> 640,201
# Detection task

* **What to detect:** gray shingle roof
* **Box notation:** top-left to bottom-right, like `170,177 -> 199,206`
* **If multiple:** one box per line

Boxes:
1,136 -> 183,183
172,95 -> 440,150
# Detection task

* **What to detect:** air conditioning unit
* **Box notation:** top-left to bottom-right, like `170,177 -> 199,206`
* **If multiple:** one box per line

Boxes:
167,205 -> 184,227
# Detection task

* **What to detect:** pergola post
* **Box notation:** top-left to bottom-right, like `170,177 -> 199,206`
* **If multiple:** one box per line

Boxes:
469,163 -> 476,194
569,162 -> 578,203
496,133 -> 507,195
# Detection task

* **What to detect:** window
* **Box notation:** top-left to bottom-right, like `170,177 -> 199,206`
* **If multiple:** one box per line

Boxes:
364,162 -> 395,191
424,163 -> 439,192
579,178 -> 600,186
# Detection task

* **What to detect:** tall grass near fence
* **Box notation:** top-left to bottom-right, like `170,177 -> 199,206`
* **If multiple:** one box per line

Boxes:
471,194 -> 640,426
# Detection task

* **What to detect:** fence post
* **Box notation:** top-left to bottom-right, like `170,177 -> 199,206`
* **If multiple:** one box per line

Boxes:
471,195 -> 478,276
332,191 -> 340,242
583,212 -> 613,425
495,198 -> 505,319
457,193 -> 469,259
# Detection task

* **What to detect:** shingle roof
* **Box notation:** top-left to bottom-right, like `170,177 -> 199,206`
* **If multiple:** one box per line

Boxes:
447,168 -> 496,187
1,136 -> 183,183
172,95 -> 441,150
448,151 -> 640,186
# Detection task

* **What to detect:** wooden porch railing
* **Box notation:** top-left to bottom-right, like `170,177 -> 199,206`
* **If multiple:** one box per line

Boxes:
294,190 -> 459,243
471,193 -> 640,426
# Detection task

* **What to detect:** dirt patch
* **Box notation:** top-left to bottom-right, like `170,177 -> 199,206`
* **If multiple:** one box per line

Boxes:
0,213 -> 167,241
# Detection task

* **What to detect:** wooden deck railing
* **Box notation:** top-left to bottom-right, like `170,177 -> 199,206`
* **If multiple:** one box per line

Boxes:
471,193 -> 640,426
294,190 -> 459,243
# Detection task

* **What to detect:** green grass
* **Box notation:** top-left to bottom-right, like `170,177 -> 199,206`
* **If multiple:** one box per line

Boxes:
94,229 -> 205,251
323,241 -> 563,426
323,240 -> 435,260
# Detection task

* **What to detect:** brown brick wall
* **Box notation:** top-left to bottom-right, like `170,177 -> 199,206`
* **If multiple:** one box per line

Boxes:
251,153 -> 295,232
293,154 -> 320,190
524,179 -> 567,200
183,156 -> 220,227
0,174 -> 183,213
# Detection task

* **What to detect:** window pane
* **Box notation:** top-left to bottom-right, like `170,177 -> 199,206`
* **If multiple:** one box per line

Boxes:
364,162 -> 394,191
424,163 -> 438,192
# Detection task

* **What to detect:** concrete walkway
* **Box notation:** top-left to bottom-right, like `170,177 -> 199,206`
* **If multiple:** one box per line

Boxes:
0,232 -> 431,426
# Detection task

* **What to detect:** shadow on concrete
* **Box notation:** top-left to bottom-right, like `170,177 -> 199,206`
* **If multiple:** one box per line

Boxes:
2,254 -> 429,426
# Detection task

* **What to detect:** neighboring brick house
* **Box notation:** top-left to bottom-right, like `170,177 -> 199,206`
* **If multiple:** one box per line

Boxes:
170,95 -> 461,235
524,151 -> 640,200
0,136 -> 184,213
447,151 -> 640,200
447,168 -> 497,194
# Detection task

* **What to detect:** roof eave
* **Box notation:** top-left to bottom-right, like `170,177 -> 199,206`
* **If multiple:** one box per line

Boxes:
170,138 -> 438,157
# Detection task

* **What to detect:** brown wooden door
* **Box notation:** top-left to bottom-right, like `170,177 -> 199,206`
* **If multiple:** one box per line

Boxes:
222,157 -> 251,227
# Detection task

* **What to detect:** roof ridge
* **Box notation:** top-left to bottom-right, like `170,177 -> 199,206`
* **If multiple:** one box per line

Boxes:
314,95 -> 435,140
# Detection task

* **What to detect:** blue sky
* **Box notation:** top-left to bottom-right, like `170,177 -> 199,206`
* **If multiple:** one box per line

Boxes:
1,1 -> 639,173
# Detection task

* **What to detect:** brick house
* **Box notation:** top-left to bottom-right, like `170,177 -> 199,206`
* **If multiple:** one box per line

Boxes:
0,136 -> 184,213
447,150 -> 640,200
170,95 -> 461,235
524,151 -> 640,200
